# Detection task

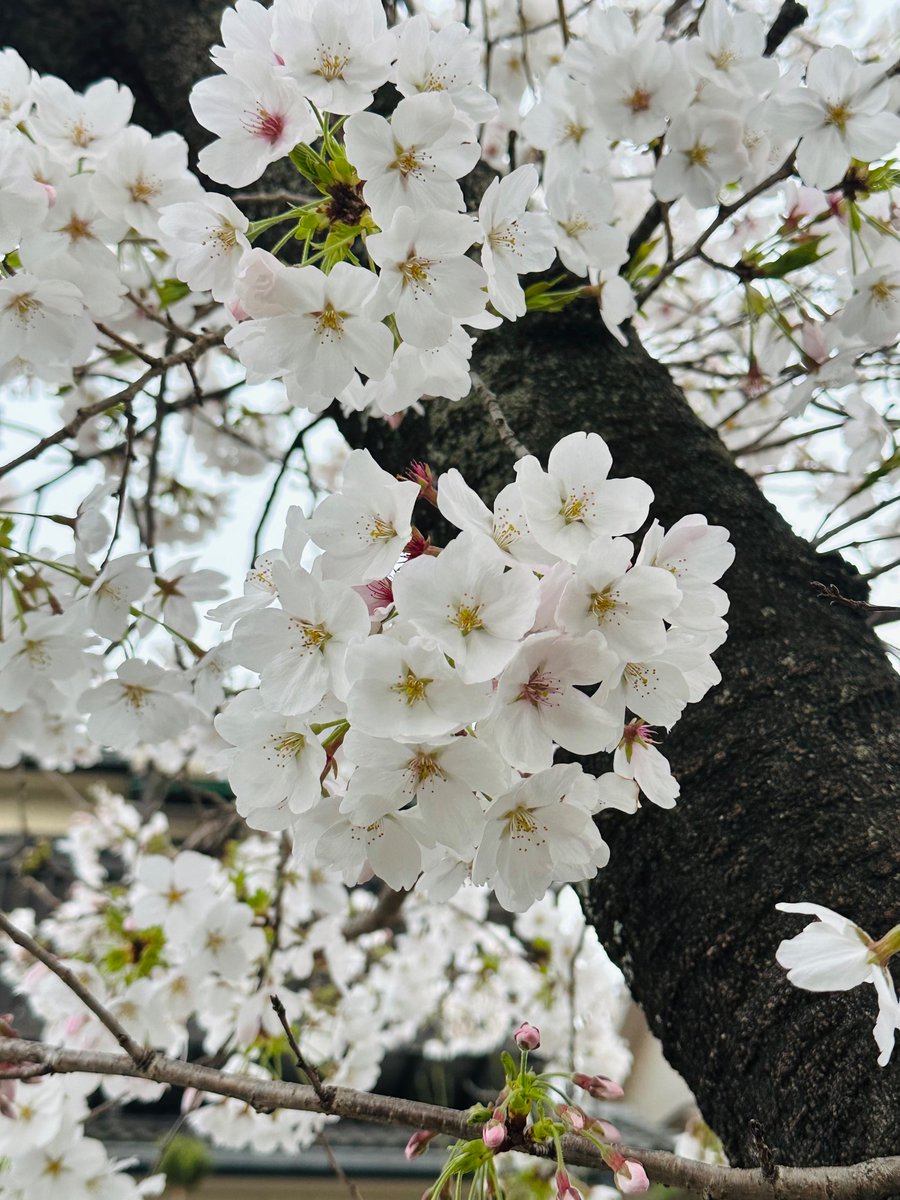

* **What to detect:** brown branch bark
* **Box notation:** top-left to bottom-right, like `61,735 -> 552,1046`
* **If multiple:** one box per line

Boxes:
1,1036 -> 900,1200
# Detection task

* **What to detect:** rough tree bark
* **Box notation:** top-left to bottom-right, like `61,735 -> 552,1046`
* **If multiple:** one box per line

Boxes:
6,3 -> 899,1173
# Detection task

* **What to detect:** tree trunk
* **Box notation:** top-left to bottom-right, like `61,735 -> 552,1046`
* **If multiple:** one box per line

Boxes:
351,310 -> 900,1170
6,9 -> 899,1170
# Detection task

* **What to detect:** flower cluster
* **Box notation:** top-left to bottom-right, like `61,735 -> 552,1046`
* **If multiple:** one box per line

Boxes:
215,431 -> 732,911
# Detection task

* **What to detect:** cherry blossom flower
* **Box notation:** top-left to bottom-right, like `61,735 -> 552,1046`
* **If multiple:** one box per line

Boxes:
231,560 -> 370,711
341,728 -> 509,853
190,56 -> 315,187
0,272 -> 94,379
227,258 -> 394,398
613,720 -> 679,808
546,175 -> 627,278
298,448 -> 419,582
636,515 -> 734,632
574,36 -> 690,146
28,76 -> 134,165
314,799 -> 423,890
393,16 -> 497,125
0,128 -> 50,253
776,903 -> 900,1066
478,165 -> 556,320
344,93 -> 479,224
654,108 -> 749,209
557,537 -> 680,664
686,0 -> 779,95
365,206 -> 487,349
79,660 -> 203,752
273,0 -> 394,116
778,46 -> 900,190
437,469 -> 546,564
158,194 -> 251,301
392,531 -> 540,683
130,850 -> 219,935
91,126 -> 199,237
216,691 -> 328,830
82,554 -> 154,640
0,48 -> 33,126
521,74 -> 611,184
838,250 -> 900,347
0,613 -> 96,712
472,764 -> 610,912
346,634 -> 493,741
487,631 -> 619,772
515,431 -> 653,564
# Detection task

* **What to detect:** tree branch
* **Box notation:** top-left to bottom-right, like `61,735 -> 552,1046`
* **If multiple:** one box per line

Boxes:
0,329 -> 225,481
0,914 -> 151,1067
1,1037 -> 900,1200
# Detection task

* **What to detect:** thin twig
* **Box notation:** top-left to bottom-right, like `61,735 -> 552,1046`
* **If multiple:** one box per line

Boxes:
469,371 -> 531,459
811,582 -> 900,619
269,994 -> 334,1107
0,330 -> 225,481
343,886 -> 408,939
0,915 -> 152,1067
318,1132 -> 366,1200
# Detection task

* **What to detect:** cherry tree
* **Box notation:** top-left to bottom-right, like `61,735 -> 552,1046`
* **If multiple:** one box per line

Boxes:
0,0 -> 899,1197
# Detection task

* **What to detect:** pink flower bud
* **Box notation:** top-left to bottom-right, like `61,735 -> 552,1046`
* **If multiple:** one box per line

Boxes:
405,1130 -> 436,1160
555,1169 -> 584,1200
614,1158 -> 650,1194
557,1104 -> 587,1130
39,182 -> 57,207
594,1118 -> 622,1143
482,1113 -> 507,1149
572,1072 -> 624,1101
513,1021 -> 541,1051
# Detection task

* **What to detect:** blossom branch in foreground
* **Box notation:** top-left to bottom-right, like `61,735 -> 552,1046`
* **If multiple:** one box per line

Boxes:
1,1037 -> 899,1200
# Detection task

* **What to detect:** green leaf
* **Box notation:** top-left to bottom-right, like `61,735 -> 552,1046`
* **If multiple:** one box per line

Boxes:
500,1050 -> 518,1083
156,1136 -> 213,1191
289,142 -> 332,190
759,236 -> 830,279
155,278 -> 190,309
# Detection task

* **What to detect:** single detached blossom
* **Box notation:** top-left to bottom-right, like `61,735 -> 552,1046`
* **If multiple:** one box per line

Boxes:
776,902 -> 900,1066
